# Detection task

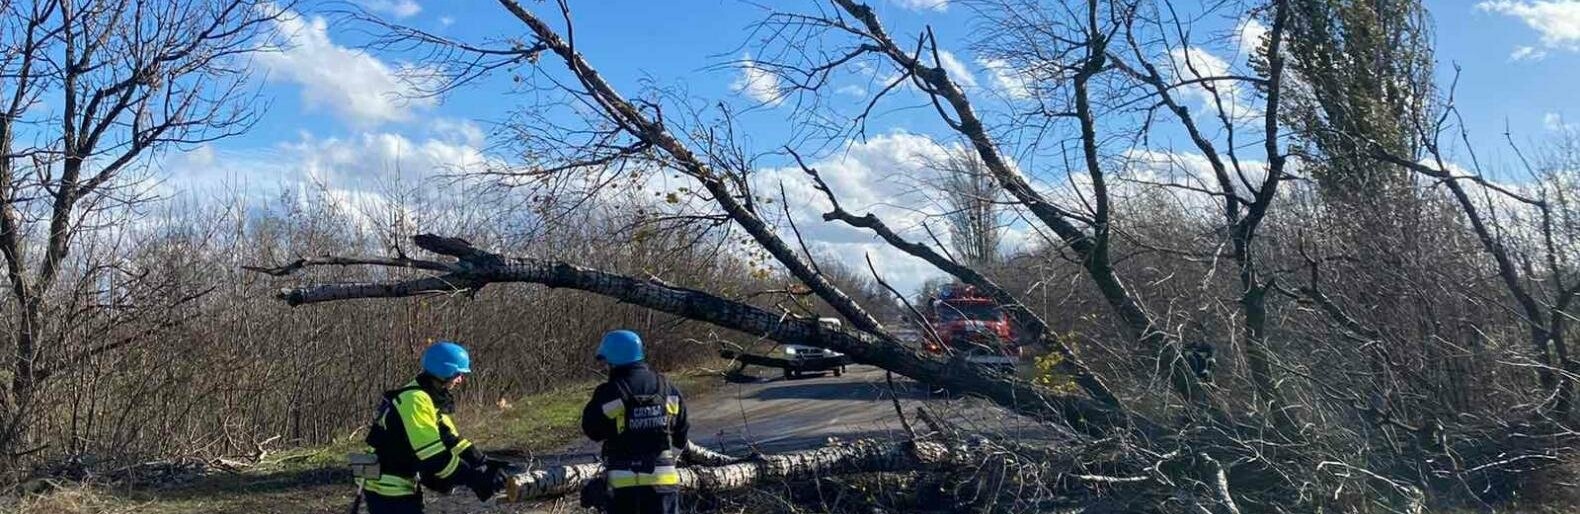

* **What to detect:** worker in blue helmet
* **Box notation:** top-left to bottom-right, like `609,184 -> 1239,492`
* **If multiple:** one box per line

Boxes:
355,341 -> 511,513
579,330 -> 689,514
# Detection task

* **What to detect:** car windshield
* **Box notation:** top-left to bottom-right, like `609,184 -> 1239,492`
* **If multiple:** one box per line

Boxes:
935,302 -> 1001,322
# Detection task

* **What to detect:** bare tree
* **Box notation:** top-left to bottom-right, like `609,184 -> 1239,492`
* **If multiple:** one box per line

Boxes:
921,148 -> 1001,268
0,0 -> 282,466
1369,106 -> 1580,416
273,0 -> 1145,434
253,0 -> 1580,511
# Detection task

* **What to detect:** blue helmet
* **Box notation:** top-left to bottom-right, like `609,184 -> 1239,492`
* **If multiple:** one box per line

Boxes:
597,330 -> 645,366
422,341 -> 472,379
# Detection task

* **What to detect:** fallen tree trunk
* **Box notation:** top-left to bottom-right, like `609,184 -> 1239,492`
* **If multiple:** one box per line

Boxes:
252,234 -> 1157,437
504,439 -> 959,503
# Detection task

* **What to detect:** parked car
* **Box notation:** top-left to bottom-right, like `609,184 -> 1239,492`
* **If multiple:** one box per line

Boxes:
719,317 -> 851,380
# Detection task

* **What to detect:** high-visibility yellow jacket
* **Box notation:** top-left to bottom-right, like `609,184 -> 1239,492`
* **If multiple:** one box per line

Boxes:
360,376 -> 483,497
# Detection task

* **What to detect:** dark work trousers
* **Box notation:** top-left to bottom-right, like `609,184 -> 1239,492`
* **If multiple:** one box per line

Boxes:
607,486 -> 679,514
364,491 -> 424,514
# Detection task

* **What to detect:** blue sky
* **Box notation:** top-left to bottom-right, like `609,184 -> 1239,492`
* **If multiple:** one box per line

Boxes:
162,0 -> 1580,291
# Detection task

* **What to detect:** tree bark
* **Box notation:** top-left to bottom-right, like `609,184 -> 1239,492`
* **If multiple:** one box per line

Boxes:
265,234 -> 1155,437
494,0 -> 885,337
504,439 -> 959,503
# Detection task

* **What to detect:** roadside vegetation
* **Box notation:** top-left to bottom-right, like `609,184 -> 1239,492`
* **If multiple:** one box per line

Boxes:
6,373 -> 720,514
5,0 -> 1580,512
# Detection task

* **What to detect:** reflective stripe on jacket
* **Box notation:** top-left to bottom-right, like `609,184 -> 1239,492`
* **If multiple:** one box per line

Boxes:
607,463 -> 681,488
361,376 -> 482,496
581,363 -> 688,490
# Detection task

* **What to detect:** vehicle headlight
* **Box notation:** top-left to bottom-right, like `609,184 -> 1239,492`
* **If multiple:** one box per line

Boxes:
783,347 -> 797,355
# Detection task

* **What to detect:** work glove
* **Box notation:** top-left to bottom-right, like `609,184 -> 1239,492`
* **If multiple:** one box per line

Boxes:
484,458 -> 526,479
471,458 -> 524,502
460,445 -> 489,468
469,461 -> 509,502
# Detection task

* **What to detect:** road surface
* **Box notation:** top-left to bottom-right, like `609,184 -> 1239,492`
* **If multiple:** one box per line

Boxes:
427,364 -> 1046,513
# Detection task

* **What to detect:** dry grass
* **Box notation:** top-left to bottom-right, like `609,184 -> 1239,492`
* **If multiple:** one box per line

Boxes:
6,368 -> 723,514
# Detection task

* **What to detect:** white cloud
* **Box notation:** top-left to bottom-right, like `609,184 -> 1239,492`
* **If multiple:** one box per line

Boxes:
892,0 -> 948,12
936,51 -> 977,88
1168,46 -> 1259,122
1122,149 -> 1265,202
1170,47 -> 1231,86
1234,17 -> 1269,58
285,132 -> 494,188
258,9 -> 435,126
358,0 -> 421,18
181,144 -> 217,168
149,127 -> 505,235
1512,45 -> 1550,61
157,130 -> 496,204
978,58 -> 1030,99
731,55 -> 785,106
1546,112 -> 1576,131
429,118 -> 487,148
439,16 -> 455,27
752,132 -> 1013,293
1478,1 -> 1580,52
866,50 -> 977,100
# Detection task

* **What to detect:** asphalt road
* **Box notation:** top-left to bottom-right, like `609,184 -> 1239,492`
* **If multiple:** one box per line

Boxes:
688,364 -> 1030,453
425,364 -> 1047,513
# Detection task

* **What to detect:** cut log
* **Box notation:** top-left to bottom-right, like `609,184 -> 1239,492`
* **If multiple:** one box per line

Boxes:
503,439 -> 957,503
681,441 -> 740,466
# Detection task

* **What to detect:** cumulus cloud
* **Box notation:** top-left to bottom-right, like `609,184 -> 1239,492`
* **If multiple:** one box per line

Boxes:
285,132 -> 494,188
258,9 -> 435,126
731,55 -> 786,106
936,51 -> 977,88
1122,149 -> 1266,202
156,128 -> 497,211
978,58 -> 1030,99
892,0 -> 948,12
357,0 -> 421,18
755,132 -> 966,292
1168,46 -> 1260,122
181,144 -> 217,169
498,138 -> 959,291
1478,1 -> 1580,53
429,118 -> 488,148
1234,17 -> 1269,58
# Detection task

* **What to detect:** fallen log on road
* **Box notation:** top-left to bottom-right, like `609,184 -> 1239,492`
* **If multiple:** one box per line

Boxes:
503,439 -> 959,503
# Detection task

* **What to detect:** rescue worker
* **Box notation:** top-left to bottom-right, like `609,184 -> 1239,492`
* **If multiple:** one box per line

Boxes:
581,330 -> 689,514
357,341 -> 509,513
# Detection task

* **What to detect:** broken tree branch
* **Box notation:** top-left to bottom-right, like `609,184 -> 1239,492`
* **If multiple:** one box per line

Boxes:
256,234 -> 1155,436
794,149 -> 1121,408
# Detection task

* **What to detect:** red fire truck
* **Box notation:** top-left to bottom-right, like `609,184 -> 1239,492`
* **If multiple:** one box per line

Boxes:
923,283 -> 1021,366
